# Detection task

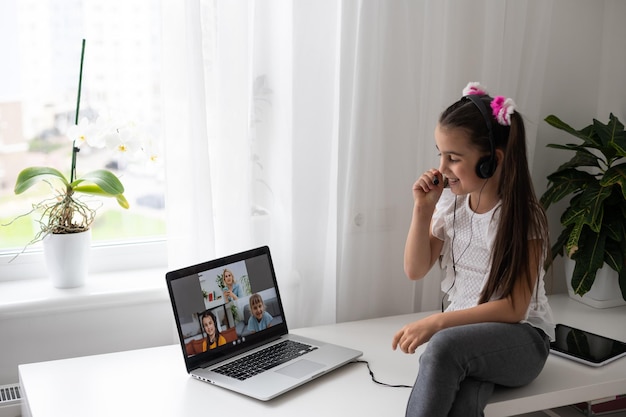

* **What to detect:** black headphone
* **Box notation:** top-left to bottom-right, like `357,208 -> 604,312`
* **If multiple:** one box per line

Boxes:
466,94 -> 496,179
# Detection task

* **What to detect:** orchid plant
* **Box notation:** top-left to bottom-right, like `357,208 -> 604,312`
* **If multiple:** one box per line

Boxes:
11,113 -> 148,238
7,39 -> 157,254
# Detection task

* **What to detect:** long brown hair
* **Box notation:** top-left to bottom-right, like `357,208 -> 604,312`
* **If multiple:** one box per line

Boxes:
439,95 -> 550,306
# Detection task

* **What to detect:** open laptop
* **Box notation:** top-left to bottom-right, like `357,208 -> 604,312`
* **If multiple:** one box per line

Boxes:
166,245 -> 362,401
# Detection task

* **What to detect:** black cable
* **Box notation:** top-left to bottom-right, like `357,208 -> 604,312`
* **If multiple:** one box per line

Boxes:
353,360 -> 413,388
441,182 -> 487,312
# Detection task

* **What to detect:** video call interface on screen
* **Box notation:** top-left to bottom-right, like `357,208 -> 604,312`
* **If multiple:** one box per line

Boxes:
171,254 -> 283,358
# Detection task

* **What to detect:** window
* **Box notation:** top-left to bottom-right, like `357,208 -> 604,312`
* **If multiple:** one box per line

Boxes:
0,0 -> 166,277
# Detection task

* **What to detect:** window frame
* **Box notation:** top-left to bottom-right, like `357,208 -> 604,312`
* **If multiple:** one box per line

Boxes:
0,1 -> 168,283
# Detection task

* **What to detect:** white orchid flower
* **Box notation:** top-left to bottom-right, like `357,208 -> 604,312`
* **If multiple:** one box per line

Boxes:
105,123 -> 143,161
67,117 -> 98,148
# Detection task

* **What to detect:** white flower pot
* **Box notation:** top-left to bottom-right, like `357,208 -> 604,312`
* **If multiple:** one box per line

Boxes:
565,257 -> 626,308
42,230 -> 91,288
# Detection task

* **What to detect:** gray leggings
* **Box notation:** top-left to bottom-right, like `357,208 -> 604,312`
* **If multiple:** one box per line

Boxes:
406,322 -> 550,417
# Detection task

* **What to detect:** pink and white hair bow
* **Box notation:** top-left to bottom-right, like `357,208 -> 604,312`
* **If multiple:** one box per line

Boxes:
490,96 -> 516,126
462,82 -> 488,96
462,82 -> 516,126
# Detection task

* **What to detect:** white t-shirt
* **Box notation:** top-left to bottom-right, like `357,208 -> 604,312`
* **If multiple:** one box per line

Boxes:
431,189 -> 555,340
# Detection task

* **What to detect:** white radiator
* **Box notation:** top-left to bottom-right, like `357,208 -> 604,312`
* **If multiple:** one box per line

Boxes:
0,383 -> 21,417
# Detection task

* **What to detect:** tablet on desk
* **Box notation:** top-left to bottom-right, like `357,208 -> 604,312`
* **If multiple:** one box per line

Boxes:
550,323 -> 626,367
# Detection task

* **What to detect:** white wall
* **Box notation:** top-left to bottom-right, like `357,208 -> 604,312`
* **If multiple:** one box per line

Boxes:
0,285 -> 176,386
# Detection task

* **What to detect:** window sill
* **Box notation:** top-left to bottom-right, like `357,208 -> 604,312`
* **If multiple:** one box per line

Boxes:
0,267 -> 169,319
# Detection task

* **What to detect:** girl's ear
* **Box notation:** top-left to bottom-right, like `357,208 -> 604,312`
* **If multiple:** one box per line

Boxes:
495,148 -> 505,168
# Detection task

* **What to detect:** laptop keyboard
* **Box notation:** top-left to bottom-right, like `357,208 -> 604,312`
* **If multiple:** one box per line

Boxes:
214,340 -> 318,381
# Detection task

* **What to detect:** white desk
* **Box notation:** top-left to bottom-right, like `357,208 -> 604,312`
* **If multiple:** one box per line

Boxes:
19,294 -> 626,417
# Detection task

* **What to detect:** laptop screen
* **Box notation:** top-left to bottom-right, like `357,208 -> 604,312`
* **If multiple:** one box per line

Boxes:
166,246 -> 288,372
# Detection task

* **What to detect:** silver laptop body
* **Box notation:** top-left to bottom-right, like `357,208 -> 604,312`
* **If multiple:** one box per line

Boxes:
166,246 -> 362,401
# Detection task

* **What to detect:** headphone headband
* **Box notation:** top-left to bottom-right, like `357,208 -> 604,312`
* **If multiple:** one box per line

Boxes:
465,94 -> 496,178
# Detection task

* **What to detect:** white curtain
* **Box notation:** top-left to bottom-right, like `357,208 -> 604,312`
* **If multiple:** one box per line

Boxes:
162,0 -> 626,328
162,0 -> 340,327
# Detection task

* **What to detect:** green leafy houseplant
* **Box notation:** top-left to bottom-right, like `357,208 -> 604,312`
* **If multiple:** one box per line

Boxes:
540,113 -> 626,301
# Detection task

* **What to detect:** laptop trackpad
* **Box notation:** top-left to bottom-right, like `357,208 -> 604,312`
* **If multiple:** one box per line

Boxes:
275,359 -> 324,379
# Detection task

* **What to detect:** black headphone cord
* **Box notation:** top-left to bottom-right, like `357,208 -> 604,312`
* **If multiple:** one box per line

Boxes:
353,360 -> 413,388
440,181 -> 487,312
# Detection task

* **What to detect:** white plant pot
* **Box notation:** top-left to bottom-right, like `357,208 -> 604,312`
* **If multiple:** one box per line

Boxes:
565,257 -> 626,308
42,230 -> 91,289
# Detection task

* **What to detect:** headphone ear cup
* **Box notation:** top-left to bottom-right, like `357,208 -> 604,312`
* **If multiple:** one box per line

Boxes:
476,155 -> 496,179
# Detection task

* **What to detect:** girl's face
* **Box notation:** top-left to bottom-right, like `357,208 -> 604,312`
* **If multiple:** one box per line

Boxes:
202,315 -> 216,338
251,301 -> 265,320
435,124 -> 489,196
224,270 -> 234,285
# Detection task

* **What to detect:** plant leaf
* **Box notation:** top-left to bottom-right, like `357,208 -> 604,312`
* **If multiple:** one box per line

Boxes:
71,169 -> 125,195
604,240 -> 623,273
72,184 -> 129,209
570,229 -> 606,296
576,182 -> 611,232
545,115 -> 597,146
594,113 -> 626,157
593,116 -> 619,155
116,193 -> 130,209
540,169 -> 594,208
14,166 -> 70,194
601,205 -> 624,243
610,118 -> 626,157
564,215 -> 585,256
601,163 -> 626,200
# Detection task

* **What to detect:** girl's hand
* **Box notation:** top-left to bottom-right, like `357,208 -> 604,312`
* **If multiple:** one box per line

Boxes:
412,169 -> 444,208
391,313 -> 442,354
